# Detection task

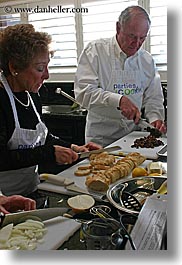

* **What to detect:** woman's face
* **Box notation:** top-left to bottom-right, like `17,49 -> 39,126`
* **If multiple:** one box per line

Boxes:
14,52 -> 50,93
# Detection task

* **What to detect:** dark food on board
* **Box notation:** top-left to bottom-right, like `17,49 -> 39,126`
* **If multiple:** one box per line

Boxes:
131,134 -> 164,149
146,127 -> 162,138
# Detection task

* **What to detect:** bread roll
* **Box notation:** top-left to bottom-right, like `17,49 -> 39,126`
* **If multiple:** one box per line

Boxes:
119,158 -> 135,170
104,168 -> 121,183
78,165 -> 92,170
85,173 -> 110,191
74,169 -> 91,176
92,165 -> 111,170
89,152 -> 115,166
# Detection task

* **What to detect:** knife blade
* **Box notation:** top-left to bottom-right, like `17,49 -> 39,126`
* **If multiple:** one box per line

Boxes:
0,207 -> 69,227
137,119 -> 162,137
65,183 -> 90,194
40,174 -> 89,194
78,145 -> 121,159
137,118 -> 155,130
116,107 -> 163,137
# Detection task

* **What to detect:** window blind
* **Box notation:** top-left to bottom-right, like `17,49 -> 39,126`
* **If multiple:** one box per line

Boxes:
0,13 -> 20,30
149,0 -> 167,70
29,5 -> 77,68
82,0 -> 137,47
0,0 -> 167,79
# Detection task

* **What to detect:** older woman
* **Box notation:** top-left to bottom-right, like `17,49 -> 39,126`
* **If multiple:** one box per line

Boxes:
0,24 -> 101,208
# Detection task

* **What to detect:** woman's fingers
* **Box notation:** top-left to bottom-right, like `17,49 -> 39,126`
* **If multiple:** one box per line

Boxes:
54,146 -> 79,165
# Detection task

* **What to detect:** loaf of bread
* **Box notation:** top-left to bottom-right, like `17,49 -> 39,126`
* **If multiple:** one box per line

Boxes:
85,152 -> 146,191
126,152 -> 146,166
91,164 -> 111,170
85,173 -> 110,192
89,152 -> 115,166
74,152 -> 115,176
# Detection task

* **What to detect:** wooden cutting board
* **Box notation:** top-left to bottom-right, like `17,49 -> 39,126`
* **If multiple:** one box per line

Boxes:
109,131 -> 167,160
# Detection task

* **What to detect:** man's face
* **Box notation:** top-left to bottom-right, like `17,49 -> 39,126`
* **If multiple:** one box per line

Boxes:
116,16 -> 150,57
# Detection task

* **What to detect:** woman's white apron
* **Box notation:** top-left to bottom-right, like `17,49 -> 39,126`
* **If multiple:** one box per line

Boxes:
0,73 -> 48,196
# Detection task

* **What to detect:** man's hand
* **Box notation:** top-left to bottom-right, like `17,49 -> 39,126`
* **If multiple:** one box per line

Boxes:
119,96 -> 140,123
151,120 -> 167,134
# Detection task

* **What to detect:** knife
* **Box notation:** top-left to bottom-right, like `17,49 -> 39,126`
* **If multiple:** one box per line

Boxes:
40,173 -> 90,193
40,173 -> 92,194
137,119 -> 162,137
137,118 -> 155,130
0,207 -> 69,227
78,145 -> 121,159
39,174 -> 108,201
116,106 -> 163,137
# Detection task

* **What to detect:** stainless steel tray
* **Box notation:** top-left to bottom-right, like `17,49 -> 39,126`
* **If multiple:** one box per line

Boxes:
106,176 -> 167,215
157,144 -> 167,158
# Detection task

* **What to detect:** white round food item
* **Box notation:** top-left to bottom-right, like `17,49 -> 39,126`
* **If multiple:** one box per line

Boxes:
67,194 -> 95,212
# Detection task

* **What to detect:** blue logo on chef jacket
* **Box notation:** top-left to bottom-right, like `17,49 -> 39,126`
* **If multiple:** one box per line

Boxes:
18,141 -> 42,149
113,83 -> 142,95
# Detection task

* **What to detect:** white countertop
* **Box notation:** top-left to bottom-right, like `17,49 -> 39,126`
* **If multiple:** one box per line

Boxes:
38,131 -> 167,199
108,131 -> 167,160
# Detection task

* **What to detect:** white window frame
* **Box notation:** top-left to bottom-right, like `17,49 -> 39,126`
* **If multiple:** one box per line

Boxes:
0,0 -> 167,82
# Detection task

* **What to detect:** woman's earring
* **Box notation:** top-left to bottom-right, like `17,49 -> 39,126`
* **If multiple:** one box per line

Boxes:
12,72 -> 18,76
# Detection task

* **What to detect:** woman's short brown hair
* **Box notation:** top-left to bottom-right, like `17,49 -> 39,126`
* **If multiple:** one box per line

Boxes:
0,23 -> 52,76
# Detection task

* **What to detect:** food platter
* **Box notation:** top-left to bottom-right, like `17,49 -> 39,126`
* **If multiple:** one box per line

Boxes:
107,176 -> 167,215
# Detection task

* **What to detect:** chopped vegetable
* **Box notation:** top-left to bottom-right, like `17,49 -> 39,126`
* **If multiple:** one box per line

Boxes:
0,223 -> 13,243
0,219 -> 47,250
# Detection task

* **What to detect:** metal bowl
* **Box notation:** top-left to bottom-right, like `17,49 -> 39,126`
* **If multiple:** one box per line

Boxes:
106,176 -> 167,215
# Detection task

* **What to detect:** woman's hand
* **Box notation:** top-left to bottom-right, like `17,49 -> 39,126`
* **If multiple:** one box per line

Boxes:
71,142 -> 102,153
54,145 -> 79,165
84,142 -> 102,151
0,195 -> 36,214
